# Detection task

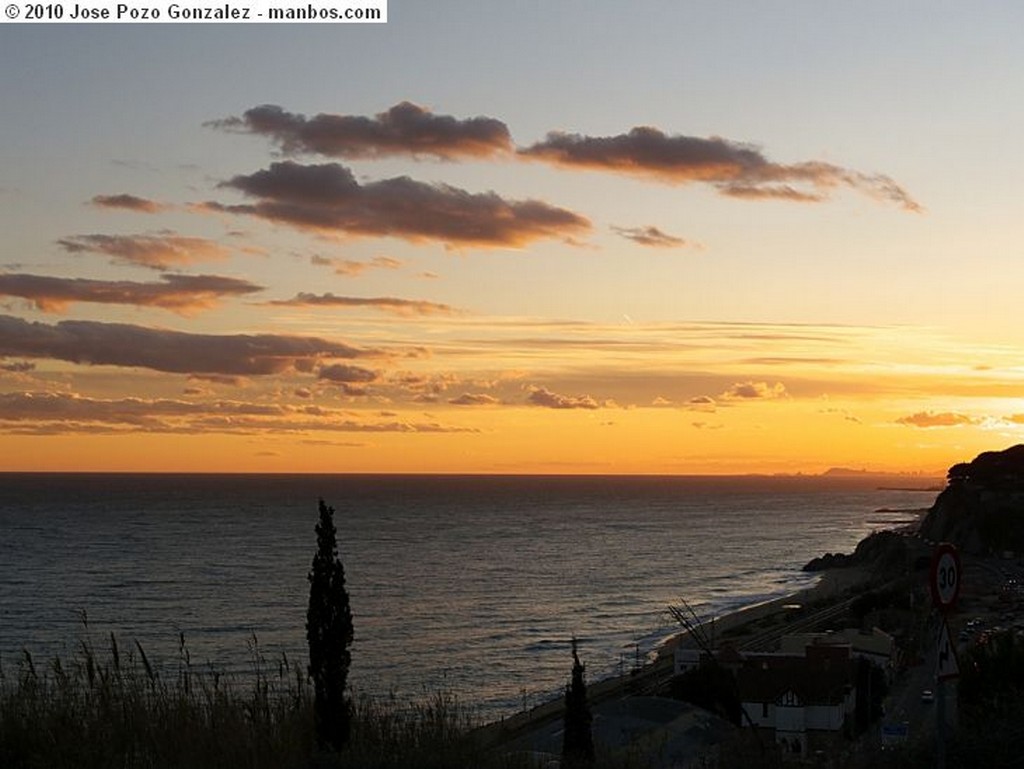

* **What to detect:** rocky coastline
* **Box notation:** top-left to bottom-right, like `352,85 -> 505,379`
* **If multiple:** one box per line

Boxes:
805,444 -> 1024,576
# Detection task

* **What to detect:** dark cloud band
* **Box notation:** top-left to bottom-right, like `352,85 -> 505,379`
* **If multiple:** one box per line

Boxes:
0,314 -> 376,376
0,273 -> 262,315
521,127 -> 921,211
208,161 -> 590,248
210,102 -> 513,160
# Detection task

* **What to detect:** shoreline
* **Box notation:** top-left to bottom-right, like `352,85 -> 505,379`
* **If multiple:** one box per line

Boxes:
476,563 -> 876,749
657,562 -> 875,657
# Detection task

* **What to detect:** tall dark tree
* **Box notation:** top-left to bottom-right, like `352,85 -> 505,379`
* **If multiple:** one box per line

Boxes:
562,638 -> 595,768
307,499 -> 354,751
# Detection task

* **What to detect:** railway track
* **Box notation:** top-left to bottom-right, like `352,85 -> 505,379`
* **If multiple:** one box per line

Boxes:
738,597 -> 857,652
631,595 -> 860,696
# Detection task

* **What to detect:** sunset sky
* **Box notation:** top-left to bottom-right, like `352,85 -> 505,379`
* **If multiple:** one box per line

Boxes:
2,3 -> 1024,474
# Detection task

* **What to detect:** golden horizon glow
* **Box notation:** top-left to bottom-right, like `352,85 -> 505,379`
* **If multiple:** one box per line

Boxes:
4,10 -> 1024,474
1,312 -> 1020,474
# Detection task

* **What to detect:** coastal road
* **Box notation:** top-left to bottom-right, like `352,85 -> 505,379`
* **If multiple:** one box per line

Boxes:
881,617 -> 958,752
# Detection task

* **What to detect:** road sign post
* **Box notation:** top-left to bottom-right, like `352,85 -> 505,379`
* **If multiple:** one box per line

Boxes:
936,620 -> 960,682
929,543 -> 961,769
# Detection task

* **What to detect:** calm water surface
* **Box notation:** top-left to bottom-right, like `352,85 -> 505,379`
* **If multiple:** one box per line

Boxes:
0,473 -> 934,716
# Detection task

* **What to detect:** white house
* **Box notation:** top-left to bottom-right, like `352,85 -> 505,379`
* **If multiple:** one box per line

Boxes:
735,644 -> 856,759
673,639 -> 861,759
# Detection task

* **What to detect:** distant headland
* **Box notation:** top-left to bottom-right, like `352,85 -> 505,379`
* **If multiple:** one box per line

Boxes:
806,444 -> 1024,574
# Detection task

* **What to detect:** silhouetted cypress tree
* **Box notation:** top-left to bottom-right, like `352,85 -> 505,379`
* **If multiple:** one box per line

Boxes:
307,499 -> 354,751
562,638 -> 595,768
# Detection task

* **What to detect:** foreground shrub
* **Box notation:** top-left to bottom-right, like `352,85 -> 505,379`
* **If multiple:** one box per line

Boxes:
0,633 -> 496,769
0,631 -> 311,769
1,631 -> 658,768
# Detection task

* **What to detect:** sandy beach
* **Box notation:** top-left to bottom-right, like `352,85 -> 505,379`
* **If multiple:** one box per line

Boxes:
657,563 -> 877,654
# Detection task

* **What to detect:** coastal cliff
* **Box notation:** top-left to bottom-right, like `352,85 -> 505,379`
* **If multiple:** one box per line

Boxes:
803,529 -> 911,575
917,444 -> 1024,554
806,444 -> 1024,571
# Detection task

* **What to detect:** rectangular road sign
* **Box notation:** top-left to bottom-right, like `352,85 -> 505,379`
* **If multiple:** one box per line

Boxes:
882,723 -> 909,738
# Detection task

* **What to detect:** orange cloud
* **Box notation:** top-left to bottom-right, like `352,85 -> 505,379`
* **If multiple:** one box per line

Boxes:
187,373 -> 250,387
58,233 -> 231,270
527,386 -> 601,410
207,161 -> 591,248
317,363 -> 379,383
209,101 -> 514,160
90,194 -> 168,213
310,254 -> 403,276
611,225 -> 692,248
686,396 -> 717,412
1,360 -> 35,373
268,292 -> 459,316
521,127 -> 921,211
0,391 -> 475,436
720,381 -> 788,400
448,392 -> 500,406
896,411 -> 979,428
0,273 -> 262,315
717,185 -> 824,203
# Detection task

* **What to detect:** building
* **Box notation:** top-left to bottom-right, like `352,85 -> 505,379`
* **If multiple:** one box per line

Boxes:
735,643 -> 856,758
673,640 -> 859,760
673,644 -> 744,677
780,627 -> 895,673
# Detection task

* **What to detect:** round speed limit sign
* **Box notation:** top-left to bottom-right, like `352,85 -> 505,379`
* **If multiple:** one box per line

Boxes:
930,543 -> 961,610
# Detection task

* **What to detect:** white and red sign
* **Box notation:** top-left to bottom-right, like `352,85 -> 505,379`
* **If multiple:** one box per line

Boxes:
936,620 -> 960,681
929,543 -> 962,611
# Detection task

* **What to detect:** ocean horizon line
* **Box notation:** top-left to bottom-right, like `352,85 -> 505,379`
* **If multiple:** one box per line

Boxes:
0,469 -> 943,480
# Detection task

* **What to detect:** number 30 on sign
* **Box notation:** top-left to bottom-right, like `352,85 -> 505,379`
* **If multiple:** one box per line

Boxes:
930,542 -> 961,611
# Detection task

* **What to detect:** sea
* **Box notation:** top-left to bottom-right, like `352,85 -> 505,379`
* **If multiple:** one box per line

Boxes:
0,473 -> 937,718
